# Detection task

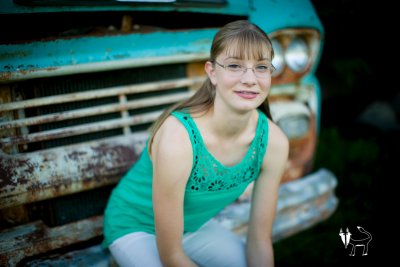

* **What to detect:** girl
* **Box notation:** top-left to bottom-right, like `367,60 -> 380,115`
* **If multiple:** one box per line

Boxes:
103,20 -> 289,267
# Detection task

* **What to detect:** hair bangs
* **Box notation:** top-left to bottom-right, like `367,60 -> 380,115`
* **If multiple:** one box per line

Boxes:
224,31 -> 272,61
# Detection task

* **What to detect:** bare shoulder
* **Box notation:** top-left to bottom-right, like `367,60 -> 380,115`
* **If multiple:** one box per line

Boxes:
151,115 -> 192,164
262,119 -> 289,170
267,119 -> 289,152
255,118 -> 289,183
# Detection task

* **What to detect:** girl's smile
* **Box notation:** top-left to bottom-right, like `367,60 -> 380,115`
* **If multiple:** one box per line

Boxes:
234,90 -> 260,100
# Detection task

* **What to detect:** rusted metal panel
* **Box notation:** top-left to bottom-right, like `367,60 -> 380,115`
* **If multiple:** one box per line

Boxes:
0,77 -> 204,112
282,114 -> 317,183
18,168 -> 338,267
0,133 -> 148,209
25,244 -> 115,267
270,86 -> 318,182
215,168 -> 338,241
1,112 -> 160,148
0,215 -> 103,267
271,172 -> 337,241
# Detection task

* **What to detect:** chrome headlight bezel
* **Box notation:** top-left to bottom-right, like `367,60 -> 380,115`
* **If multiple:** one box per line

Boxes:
285,37 -> 310,73
269,29 -> 321,83
271,39 -> 285,77
278,115 -> 310,139
270,101 -> 312,140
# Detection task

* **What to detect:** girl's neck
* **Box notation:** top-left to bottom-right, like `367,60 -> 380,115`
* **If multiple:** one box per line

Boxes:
203,104 -> 256,140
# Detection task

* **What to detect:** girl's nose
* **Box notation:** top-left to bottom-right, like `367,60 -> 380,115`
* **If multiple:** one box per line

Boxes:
240,68 -> 257,85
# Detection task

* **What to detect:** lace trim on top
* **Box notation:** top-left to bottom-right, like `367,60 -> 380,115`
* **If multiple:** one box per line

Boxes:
172,110 -> 268,192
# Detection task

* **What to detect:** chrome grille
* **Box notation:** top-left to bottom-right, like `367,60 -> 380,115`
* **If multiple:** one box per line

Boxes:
0,63 -> 204,154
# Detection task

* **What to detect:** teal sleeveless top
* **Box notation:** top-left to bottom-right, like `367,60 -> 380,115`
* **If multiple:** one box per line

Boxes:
102,109 -> 269,247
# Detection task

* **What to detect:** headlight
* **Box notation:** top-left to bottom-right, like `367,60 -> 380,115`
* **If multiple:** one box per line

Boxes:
278,115 -> 310,139
269,29 -> 321,83
285,37 -> 310,73
271,39 -> 285,77
270,101 -> 311,139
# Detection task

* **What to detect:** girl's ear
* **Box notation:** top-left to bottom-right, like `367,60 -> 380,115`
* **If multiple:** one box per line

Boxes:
205,61 -> 217,86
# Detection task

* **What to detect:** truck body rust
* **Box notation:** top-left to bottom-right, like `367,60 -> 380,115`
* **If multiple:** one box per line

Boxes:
0,135 -> 145,209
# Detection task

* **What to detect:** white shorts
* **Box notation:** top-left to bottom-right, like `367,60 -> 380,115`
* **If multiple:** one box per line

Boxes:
108,220 -> 246,267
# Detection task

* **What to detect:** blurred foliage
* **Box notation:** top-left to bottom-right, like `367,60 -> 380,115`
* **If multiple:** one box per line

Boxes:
314,128 -> 379,177
332,58 -> 373,96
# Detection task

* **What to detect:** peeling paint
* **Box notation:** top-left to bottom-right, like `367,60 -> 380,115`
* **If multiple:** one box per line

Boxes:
0,216 -> 104,266
0,51 -> 30,61
0,134 -> 145,209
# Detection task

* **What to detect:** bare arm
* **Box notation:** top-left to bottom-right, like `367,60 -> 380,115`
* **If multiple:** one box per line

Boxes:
246,121 -> 289,267
151,116 -> 198,267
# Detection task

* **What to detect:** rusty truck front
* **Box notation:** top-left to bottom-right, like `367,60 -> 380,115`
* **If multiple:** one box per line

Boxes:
0,0 -> 338,265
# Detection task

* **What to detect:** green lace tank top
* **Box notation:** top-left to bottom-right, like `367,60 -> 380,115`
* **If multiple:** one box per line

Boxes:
102,109 -> 269,248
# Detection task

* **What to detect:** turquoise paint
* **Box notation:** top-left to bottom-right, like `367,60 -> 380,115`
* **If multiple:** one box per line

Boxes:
0,29 -> 217,73
250,0 -> 324,128
250,0 -> 325,74
0,0 -> 324,110
250,0 -> 323,34
0,0 -> 248,15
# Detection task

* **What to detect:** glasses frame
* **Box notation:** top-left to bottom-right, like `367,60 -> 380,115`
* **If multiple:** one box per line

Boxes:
213,60 -> 276,78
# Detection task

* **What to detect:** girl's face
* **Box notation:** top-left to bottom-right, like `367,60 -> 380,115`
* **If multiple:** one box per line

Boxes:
206,51 -> 272,113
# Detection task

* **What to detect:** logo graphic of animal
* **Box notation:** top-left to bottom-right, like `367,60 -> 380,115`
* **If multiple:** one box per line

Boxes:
339,226 -> 372,256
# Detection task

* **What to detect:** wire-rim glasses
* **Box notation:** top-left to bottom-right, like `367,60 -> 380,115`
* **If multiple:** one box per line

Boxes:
214,60 -> 275,78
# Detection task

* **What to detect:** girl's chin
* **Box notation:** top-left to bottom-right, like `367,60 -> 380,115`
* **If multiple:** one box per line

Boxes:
231,101 -> 264,113
234,97 -> 266,110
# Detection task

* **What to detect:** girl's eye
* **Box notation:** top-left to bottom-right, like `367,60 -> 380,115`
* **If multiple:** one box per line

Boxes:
255,65 -> 269,72
227,64 -> 243,71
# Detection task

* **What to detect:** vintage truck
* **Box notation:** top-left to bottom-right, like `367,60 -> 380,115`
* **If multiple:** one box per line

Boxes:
0,0 -> 338,265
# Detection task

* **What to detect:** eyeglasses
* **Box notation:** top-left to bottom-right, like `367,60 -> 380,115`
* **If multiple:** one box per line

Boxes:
214,60 -> 275,78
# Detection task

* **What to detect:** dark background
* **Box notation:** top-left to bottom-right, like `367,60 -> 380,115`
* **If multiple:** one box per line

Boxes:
274,1 -> 397,266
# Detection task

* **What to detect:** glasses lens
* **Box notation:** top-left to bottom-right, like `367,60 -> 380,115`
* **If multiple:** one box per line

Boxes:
225,64 -> 244,77
223,61 -> 274,78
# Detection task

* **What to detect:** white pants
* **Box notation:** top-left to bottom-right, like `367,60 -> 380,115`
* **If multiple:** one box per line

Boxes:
109,220 -> 247,267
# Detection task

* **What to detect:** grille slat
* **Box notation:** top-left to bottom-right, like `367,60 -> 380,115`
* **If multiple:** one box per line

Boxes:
1,111 -> 161,147
1,77 -> 204,151
0,91 -> 193,130
0,77 -> 203,112
1,60 -> 206,153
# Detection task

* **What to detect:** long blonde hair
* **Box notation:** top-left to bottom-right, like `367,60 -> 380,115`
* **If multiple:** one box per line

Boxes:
148,20 -> 274,152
